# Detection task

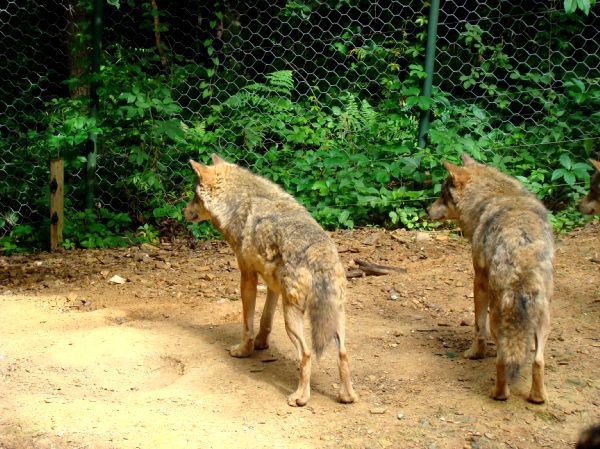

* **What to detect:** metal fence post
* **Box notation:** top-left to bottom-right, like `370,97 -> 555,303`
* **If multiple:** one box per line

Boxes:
85,0 -> 104,210
417,0 -> 440,149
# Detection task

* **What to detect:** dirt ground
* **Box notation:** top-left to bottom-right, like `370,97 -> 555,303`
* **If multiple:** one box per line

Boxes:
0,222 -> 599,449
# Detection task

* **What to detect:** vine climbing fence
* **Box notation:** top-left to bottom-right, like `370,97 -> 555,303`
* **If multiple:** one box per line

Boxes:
0,0 -> 598,251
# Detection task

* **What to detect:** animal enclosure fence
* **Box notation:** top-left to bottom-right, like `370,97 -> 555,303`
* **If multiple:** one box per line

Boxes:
0,0 -> 598,249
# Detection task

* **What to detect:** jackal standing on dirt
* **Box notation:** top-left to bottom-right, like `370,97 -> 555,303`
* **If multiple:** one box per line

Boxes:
427,154 -> 554,403
183,154 -> 357,407
578,160 -> 600,215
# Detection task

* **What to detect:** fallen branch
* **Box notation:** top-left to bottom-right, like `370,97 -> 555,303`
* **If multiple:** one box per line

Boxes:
346,259 -> 407,279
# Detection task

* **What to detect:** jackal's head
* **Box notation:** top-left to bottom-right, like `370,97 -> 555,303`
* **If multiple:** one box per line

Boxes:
578,159 -> 600,215
427,154 -> 475,221
183,154 -> 226,222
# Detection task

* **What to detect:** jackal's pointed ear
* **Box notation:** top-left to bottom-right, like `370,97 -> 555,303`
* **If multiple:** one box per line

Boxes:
190,159 -> 215,185
461,153 -> 477,166
211,154 -> 227,165
443,160 -> 470,188
590,159 -> 600,172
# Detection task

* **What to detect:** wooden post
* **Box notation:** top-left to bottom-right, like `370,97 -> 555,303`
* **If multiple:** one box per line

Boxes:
50,159 -> 64,251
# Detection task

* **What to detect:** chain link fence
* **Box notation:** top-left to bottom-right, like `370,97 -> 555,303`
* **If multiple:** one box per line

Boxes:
1,0 -> 598,247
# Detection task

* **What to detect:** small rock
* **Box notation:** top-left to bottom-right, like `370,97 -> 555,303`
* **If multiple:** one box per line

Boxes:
484,433 -> 494,440
200,273 -> 215,281
114,317 -> 126,325
460,318 -> 473,327
66,292 -> 78,301
216,298 -> 226,304
420,419 -> 429,427
33,260 -> 43,267
370,407 -> 387,415
397,412 -> 404,420
363,233 -> 381,246
135,252 -> 150,262
108,275 -> 127,284
100,270 -> 110,278
415,232 -> 431,242
141,243 -> 159,252
155,261 -> 171,269
388,288 -> 399,301
1,290 -> 13,296
393,330 -> 405,337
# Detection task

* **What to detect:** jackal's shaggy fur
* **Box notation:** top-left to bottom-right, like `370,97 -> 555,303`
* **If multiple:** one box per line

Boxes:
578,160 -> 600,215
428,154 -> 553,403
184,155 -> 357,407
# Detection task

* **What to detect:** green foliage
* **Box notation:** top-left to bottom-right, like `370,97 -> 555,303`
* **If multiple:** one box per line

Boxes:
62,208 -> 159,250
564,0 -> 596,15
1,3 -> 597,254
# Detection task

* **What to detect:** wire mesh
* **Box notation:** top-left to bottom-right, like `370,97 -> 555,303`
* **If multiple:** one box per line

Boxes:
0,0 -> 598,244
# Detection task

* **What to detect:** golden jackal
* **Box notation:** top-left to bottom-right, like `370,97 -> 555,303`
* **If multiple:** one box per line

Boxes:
184,154 -> 357,407
578,160 -> 600,215
427,154 -> 554,403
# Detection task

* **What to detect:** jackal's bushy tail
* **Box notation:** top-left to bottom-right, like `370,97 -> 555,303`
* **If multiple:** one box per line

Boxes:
498,243 -> 551,380
308,274 -> 342,359
497,289 -> 538,381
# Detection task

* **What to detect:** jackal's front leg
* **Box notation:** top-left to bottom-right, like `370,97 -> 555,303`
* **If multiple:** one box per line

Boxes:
230,271 -> 258,358
464,269 -> 489,359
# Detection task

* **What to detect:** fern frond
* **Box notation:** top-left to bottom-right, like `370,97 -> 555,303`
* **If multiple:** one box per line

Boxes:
265,70 -> 294,93
360,99 -> 378,127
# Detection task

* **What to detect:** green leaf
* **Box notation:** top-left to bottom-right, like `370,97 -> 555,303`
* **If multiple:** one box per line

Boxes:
576,0 -> 591,14
333,42 -> 347,55
559,153 -> 572,170
564,0 -> 576,12
563,172 -> 576,186
338,210 -> 350,224
551,169 -> 565,182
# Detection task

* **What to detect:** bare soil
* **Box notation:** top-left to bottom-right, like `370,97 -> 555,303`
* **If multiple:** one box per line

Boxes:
1,223 -> 599,449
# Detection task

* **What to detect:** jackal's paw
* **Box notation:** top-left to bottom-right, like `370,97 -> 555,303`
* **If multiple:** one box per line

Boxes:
254,333 -> 270,350
464,344 -> 486,360
287,391 -> 310,407
338,388 -> 357,404
527,389 -> 546,404
491,387 -> 509,401
229,341 -> 253,358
